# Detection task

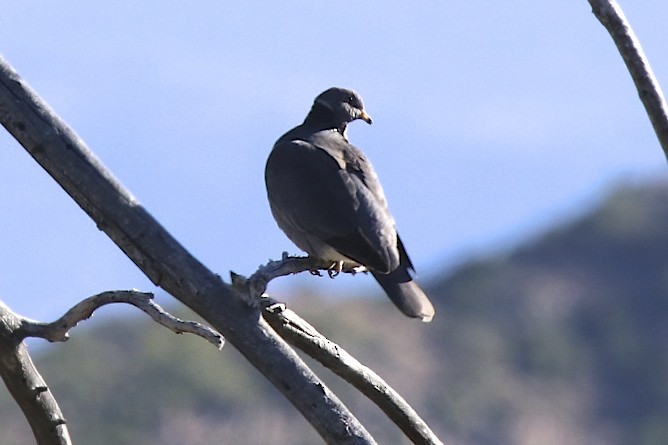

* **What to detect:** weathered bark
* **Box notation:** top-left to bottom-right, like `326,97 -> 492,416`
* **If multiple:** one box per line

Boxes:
588,0 -> 668,159
261,296 -> 444,445
0,290 -> 221,445
0,302 -> 71,445
0,55 -> 375,445
16,290 -> 224,348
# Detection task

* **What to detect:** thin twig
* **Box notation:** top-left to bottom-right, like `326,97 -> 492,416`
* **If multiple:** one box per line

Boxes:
16,290 -> 224,349
589,0 -> 668,159
232,253 -> 367,305
261,297 -> 443,445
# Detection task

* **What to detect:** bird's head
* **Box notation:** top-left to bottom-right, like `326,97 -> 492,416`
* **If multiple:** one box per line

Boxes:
308,87 -> 373,131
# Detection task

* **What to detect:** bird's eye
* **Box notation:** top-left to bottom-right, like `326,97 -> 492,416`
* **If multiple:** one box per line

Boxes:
347,95 -> 355,104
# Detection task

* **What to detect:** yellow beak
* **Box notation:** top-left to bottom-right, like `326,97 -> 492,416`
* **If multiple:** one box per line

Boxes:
359,110 -> 373,124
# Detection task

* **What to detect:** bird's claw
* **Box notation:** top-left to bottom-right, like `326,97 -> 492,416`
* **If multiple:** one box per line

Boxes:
327,261 -> 344,278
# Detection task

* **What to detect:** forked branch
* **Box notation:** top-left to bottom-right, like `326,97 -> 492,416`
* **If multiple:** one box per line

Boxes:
0,54 -> 376,444
0,291 -> 223,445
232,256 -> 442,445
17,290 -> 224,348
0,301 -> 71,445
261,297 -> 443,445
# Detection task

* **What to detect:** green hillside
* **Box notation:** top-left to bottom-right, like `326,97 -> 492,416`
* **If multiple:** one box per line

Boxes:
2,180 -> 667,445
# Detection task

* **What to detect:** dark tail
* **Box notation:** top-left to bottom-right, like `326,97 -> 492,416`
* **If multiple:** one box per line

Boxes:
372,266 -> 435,322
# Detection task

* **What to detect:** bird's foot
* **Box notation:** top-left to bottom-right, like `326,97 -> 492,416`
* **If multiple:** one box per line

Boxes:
327,261 -> 344,278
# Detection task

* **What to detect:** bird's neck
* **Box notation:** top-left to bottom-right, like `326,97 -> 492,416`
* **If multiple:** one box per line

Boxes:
303,105 -> 348,135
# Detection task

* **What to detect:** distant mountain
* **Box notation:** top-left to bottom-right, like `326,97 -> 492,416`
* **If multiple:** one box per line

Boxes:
1,180 -> 667,445
426,180 -> 668,445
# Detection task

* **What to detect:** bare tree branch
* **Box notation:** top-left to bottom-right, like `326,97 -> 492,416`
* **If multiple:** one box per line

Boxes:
588,0 -> 668,159
16,290 -> 225,349
231,255 -> 445,445
0,290 -> 224,444
0,290 -> 222,445
235,255 -> 441,443
231,253 -> 367,305
261,297 -> 444,445
0,55 -> 376,444
0,301 -> 71,445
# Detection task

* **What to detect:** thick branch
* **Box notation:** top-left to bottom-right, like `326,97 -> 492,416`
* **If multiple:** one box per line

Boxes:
589,0 -> 668,159
262,298 -> 444,445
0,55 -> 375,444
0,302 -> 71,445
17,290 -> 225,349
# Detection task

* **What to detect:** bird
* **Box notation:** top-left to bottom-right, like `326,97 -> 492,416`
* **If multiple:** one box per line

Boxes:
264,87 -> 435,322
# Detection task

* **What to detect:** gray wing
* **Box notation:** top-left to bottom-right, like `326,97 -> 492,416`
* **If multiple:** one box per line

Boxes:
265,135 -> 399,273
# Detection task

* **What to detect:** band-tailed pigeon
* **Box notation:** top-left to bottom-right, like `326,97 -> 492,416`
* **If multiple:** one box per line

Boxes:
265,87 -> 435,322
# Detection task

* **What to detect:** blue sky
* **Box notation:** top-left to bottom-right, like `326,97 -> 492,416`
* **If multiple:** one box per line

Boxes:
1,2 -> 666,322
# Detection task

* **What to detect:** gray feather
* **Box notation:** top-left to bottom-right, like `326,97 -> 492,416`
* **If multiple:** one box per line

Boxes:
265,87 -> 436,321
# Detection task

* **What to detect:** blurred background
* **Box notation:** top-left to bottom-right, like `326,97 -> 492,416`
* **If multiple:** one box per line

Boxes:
1,2 -> 667,444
